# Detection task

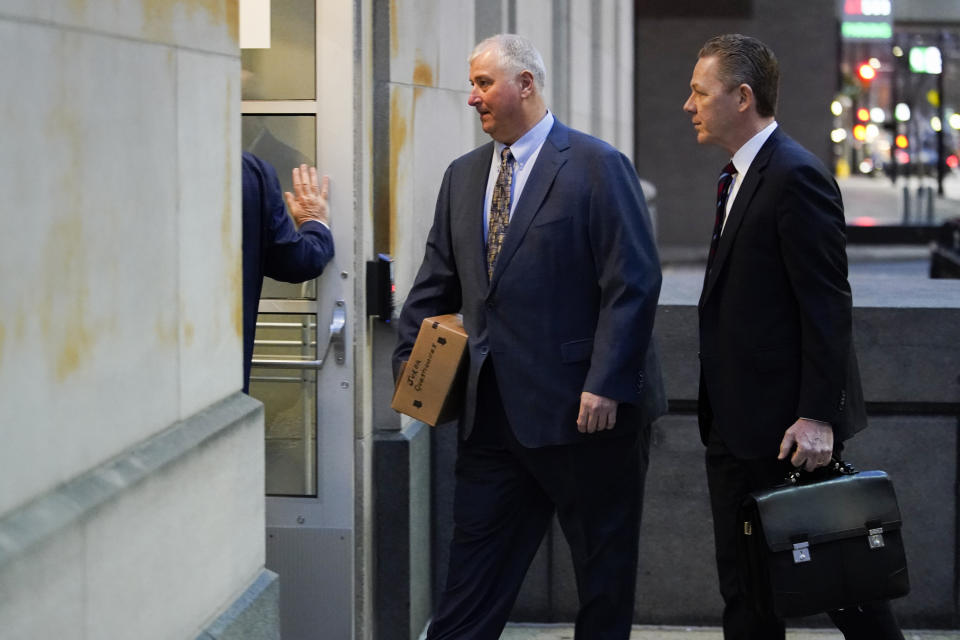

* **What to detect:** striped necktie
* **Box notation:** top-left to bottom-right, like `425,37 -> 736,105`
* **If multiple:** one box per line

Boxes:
487,147 -> 514,279
707,161 -> 737,273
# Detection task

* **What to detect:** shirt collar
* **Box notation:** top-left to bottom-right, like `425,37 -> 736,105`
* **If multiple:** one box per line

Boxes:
494,111 -> 554,170
731,120 -> 778,175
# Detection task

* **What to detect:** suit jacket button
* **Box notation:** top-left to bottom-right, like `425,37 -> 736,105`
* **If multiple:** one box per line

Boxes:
486,301 -> 495,309
480,347 -> 488,355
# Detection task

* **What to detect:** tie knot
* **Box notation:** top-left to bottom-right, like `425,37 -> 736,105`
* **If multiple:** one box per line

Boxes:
501,147 -> 514,164
720,161 -> 737,179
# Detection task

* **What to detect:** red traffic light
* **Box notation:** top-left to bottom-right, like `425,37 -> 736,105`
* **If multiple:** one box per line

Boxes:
857,63 -> 876,82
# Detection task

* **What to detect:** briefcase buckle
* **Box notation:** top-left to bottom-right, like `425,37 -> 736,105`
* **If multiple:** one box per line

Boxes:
792,541 -> 811,564
868,527 -> 886,549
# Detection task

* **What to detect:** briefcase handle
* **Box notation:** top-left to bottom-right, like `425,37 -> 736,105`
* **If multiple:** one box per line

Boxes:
784,458 -> 857,487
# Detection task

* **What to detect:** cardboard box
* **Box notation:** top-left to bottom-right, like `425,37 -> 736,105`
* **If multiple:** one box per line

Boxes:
391,314 -> 468,426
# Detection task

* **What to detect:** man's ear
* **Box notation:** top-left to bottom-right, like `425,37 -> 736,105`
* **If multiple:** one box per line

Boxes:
518,70 -> 536,97
737,83 -> 755,113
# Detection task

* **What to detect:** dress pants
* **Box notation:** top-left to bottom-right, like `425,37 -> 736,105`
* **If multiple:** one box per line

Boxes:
705,428 -> 904,640
427,362 -> 647,640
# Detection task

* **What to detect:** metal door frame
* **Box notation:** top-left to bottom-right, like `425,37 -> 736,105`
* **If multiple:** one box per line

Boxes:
242,1 -> 366,637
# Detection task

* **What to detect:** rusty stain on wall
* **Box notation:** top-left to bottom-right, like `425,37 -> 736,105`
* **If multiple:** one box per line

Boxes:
42,218 -> 97,382
155,312 -> 178,346
223,85 -> 243,339
225,0 -> 240,44
142,0 -> 238,46
413,57 -> 434,88
389,90 -> 409,259
43,52 -> 98,383
390,0 -> 399,58
57,319 -> 95,381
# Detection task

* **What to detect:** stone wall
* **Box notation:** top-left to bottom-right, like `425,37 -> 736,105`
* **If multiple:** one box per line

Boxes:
0,2 -> 275,638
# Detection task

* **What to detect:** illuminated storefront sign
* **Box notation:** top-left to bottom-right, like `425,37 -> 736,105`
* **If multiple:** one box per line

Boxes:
840,0 -> 893,41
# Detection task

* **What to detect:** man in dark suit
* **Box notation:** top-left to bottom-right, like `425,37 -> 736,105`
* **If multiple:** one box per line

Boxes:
241,152 -> 334,393
684,34 -> 903,639
393,34 -> 662,640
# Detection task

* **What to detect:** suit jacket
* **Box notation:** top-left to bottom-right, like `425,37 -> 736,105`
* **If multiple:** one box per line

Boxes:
697,128 -> 867,459
393,120 -> 663,447
241,151 -> 335,393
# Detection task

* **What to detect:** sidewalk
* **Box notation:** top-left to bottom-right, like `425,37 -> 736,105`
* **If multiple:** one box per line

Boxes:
839,172 -> 960,225
501,624 -> 960,639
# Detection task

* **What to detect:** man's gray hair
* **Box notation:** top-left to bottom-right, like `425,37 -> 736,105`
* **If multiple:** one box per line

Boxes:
470,34 -> 546,92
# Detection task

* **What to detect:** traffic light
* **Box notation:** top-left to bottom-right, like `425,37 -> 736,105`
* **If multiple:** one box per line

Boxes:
857,62 -> 876,83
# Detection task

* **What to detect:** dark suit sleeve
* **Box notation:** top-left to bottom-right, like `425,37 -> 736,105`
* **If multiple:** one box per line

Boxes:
776,163 -> 852,426
258,158 -> 335,283
392,165 -> 463,377
583,151 -> 662,402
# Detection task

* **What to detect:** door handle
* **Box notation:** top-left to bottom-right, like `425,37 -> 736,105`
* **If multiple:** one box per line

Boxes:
329,300 -> 346,365
252,300 -> 346,370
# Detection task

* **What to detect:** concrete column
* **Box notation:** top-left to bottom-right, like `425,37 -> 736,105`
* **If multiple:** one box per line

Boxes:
0,3 -> 275,638
568,0 -> 592,134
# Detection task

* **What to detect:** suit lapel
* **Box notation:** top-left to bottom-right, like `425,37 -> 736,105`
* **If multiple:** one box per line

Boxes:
699,128 -> 780,307
489,121 -> 570,286
458,143 -> 494,289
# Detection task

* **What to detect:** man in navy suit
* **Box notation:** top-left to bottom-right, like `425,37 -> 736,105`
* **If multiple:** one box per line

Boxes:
241,153 -> 334,393
394,34 -> 662,639
684,34 -> 903,639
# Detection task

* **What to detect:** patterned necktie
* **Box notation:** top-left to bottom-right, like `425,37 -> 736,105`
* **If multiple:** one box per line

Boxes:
707,161 -> 737,273
487,147 -> 515,279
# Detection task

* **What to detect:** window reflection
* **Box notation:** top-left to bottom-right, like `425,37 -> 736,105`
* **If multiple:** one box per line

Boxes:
250,313 -> 318,497
241,0 -> 316,100
242,114 -> 318,299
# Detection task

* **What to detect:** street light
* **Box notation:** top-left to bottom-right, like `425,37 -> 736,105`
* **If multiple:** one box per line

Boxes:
857,62 -> 877,83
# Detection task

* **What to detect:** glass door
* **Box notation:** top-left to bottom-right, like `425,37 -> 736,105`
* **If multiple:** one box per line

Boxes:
251,299 -> 346,498
241,1 -> 360,638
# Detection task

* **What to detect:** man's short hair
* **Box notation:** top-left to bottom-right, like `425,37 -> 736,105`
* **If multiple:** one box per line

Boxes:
699,34 -> 779,118
470,34 -> 546,93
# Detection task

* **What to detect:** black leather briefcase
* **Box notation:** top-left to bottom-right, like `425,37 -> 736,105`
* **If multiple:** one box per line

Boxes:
738,463 -> 910,618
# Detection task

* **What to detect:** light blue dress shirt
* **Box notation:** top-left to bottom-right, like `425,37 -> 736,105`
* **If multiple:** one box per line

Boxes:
483,111 -> 555,243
